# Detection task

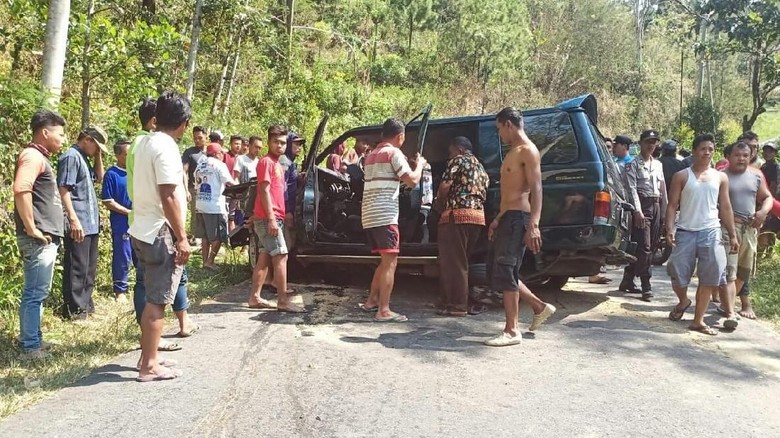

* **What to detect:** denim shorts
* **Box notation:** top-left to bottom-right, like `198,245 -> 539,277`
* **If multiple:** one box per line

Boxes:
667,228 -> 727,288
487,211 -> 529,292
254,218 -> 288,256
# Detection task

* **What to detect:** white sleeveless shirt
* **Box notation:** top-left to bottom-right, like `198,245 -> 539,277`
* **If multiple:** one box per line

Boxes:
677,167 -> 721,231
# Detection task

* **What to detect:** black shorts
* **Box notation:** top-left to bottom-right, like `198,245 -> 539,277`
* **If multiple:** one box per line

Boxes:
364,224 -> 400,254
487,211 -> 529,292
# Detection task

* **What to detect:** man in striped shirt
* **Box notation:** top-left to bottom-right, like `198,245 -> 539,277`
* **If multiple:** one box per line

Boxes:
360,119 -> 427,322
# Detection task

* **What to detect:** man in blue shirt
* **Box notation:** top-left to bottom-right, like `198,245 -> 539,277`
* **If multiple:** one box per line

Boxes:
57,126 -> 107,320
102,139 -> 133,303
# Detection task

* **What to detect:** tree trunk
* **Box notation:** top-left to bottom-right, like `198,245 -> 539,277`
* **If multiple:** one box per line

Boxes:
185,0 -> 204,101
80,0 -> 96,128
286,0 -> 295,82
695,19 -> 707,98
41,0 -> 71,108
222,34 -> 243,117
742,55 -> 767,132
408,12 -> 413,52
211,33 -> 236,116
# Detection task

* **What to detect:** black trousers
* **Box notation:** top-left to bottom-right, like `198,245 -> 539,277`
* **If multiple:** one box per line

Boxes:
624,197 -> 660,280
62,234 -> 99,318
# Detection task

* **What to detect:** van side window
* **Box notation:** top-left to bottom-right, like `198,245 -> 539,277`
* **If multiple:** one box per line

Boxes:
501,111 -> 578,165
478,122 -> 502,184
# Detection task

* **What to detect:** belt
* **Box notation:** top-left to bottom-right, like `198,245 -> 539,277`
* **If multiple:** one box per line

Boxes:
639,195 -> 659,202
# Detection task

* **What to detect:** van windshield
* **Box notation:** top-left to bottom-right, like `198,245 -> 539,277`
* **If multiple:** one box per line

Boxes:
502,111 -> 578,165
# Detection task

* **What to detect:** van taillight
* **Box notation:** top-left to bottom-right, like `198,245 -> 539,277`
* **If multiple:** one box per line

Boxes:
594,191 -> 611,225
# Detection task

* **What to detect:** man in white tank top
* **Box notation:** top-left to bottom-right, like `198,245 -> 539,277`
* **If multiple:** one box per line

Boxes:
664,133 -> 739,336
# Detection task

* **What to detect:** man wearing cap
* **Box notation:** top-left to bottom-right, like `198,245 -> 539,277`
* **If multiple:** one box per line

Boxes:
761,142 -> 780,197
620,130 -> 667,301
658,139 -> 685,194
194,143 -> 236,269
57,125 -> 107,319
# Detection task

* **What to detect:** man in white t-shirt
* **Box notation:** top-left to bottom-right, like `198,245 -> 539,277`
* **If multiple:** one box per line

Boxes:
195,142 -> 236,269
128,91 -> 191,383
233,136 -> 261,184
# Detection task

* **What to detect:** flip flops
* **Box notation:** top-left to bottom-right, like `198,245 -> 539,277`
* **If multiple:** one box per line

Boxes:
668,299 -> 692,321
247,299 -> 276,309
689,325 -> 718,336
358,303 -> 378,312
157,340 -> 182,352
136,366 -> 183,383
177,324 -> 201,338
135,358 -> 179,371
484,332 -> 522,347
374,312 -> 408,323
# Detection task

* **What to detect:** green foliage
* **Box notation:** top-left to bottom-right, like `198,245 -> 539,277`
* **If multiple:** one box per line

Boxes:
672,123 -> 695,150
682,97 -> 720,136
753,255 -> 780,323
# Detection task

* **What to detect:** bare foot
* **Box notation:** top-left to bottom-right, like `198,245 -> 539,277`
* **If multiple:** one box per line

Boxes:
738,308 -> 757,319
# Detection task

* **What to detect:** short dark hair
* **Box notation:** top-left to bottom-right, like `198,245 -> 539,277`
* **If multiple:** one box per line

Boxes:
230,135 -> 243,143
496,107 -> 524,128
30,109 -> 66,133
738,131 -> 759,142
613,135 -> 633,146
193,126 -> 206,135
154,91 -> 192,130
692,133 -> 716,150
724,141 -> 750,157
381,118 -> 405,139
451,136 -> 473,151
113,139 -> 131,155
268,124 -> 287,138
139,97 -> 157,127
248,135 -> 263,144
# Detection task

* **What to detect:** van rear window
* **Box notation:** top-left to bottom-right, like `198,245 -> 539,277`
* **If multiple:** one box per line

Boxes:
503,111 -> 578,165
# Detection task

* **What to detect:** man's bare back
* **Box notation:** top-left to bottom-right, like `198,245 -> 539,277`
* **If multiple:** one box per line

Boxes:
499,141 -> 538,213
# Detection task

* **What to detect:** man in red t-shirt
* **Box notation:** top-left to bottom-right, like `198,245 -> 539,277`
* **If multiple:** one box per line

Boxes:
247,125 -> 305,313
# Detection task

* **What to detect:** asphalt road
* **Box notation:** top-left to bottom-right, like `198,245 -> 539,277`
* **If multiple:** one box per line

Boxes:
2,266 -> 780,437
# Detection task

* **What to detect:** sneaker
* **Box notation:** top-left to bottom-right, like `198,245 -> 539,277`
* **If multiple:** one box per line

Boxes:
484,332 -> 522,347
529,303 -> 557,331
20,349 -> 49,361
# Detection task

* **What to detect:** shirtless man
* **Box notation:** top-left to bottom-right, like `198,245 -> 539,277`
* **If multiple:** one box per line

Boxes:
484,107 -> 556,347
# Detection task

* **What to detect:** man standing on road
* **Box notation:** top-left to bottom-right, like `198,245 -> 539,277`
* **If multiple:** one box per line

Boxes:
13,110 -> 67,360
128,98 -> 195,348
666,133 -> 738,336
359,119 -> 427,323
247,125 -> 305,313
718,141 -> 773,325
101,139 -> 133,303
182,126 -> 209,243
658,140 -> 685,193
129,91 -> 192,382
195,143 -> 236,269
619,130 -> 667,301
484,107 -> 556,347
436,136 -> 489,317
57,125 -> 107,320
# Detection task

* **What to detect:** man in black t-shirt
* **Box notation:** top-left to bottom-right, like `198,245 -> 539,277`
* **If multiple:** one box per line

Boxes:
182,126 -> 209,241
658,140 -> 685,196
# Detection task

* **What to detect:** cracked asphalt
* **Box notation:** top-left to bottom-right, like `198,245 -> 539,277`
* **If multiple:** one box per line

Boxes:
2,266 -> 780,437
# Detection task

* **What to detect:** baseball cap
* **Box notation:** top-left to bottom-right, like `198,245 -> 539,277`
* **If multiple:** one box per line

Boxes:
661,139 -> 678,151
613,135 -> 633,146
288,132 -> 305,143
763,142 -> 778,152
206,142 -> 223,157
639,130 -> 660,142
82,126 -> 109,154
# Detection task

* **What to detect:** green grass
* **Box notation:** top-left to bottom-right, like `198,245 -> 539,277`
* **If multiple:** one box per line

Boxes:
0,247 -> 251,420
754,107 -> 780,142
753,255 -> 780,325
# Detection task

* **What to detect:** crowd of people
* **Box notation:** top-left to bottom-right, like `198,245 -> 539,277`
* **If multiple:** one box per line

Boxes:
11,89 -> 779,380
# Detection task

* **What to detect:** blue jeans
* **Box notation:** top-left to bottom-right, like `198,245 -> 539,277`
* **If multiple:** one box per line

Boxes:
132,260 -> 189,324
17,234 -> 60,352
111,232 -> 133,293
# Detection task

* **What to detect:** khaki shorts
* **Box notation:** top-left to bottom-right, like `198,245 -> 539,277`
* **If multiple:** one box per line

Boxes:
722,222 -> 757,283
131,226 -> 184,305
189,187 -> 202,236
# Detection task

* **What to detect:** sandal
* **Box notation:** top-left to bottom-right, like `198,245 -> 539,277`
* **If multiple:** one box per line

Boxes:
247,299 -> 276,309
588,275 -> 612,284
358,303 -> 378,312
668,299 -> 692,322
136,366 -> 183,383
689,325 -> 718,336
468,303 -> 488,315
157,340 -> 182,352
135,358 -> 179,371
374,312 -> 408,323
177,324 -> 201,338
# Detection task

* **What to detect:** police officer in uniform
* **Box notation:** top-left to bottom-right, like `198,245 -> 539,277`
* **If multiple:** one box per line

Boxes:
620,130 -> 667,301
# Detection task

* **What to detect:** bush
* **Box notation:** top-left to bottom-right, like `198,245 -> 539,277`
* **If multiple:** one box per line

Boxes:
682,97 -> 720,137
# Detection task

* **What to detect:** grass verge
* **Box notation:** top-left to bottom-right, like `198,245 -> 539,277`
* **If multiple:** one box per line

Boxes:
0,247 -> 251,420
752,255 -> 780,326
753,107 -> 780,142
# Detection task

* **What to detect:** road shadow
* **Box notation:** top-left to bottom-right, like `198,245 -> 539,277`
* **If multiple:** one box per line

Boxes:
67,363 -> 137,387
